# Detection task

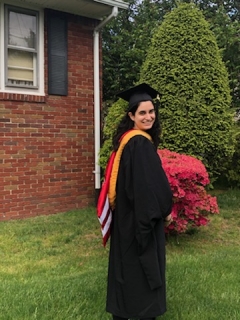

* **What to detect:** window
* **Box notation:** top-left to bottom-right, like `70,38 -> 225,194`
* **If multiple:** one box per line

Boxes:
0,4 -> 44,95
5,6 -> 38,88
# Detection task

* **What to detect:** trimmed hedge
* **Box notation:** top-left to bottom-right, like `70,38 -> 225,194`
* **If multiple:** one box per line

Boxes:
139,2 -> 235,181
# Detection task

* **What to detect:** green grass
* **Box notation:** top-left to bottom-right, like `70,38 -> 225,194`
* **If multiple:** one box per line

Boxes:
0,189 -> 239,320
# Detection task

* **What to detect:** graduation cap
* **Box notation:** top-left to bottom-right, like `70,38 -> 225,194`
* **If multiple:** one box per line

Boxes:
117,83 -> 160,111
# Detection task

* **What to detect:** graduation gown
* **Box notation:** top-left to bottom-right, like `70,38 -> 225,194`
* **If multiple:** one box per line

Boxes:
106,135 -> 173,319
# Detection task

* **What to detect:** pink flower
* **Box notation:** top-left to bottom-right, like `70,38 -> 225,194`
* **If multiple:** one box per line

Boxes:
158,149 -> 219,234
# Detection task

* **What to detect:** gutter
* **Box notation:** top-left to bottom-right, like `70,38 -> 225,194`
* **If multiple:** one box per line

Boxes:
93,6 -> 119,202
94,0 -> 129,10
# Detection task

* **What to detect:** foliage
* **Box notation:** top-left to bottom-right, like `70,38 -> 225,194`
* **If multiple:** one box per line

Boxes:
139,2 -> 235,180
193,0 -> 240,21
159,149 -> 219,234
225,127 -> 240,187
102,0 -> 168,101
102,0 -> 137,101
102,0 -> 240,105
209,5 -> 240,110
99,99 -> 127,169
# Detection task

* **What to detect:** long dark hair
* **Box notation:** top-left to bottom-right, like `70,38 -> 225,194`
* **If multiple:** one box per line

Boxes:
112,101 -> 161,151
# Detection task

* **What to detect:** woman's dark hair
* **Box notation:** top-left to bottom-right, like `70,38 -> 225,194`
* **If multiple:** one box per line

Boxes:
112,101 -> 161,151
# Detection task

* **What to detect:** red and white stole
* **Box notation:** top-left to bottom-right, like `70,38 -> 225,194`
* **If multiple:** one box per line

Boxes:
97,130 -> 152,246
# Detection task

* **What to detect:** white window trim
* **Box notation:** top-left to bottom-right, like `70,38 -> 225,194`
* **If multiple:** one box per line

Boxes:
0,1 -> 44,96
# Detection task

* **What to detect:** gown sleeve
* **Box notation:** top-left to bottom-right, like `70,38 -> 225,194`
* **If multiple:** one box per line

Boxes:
124,135 -> 172,290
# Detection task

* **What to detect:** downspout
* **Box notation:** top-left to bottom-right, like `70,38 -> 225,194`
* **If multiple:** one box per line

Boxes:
93,6 -> 118,203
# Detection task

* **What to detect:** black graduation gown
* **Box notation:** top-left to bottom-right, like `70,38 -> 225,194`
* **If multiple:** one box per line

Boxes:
106,135 -> 173,319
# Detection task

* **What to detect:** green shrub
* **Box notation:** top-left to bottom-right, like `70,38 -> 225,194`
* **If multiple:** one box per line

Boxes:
225,126 -> 240,187
139,2 -> 235,181
99,99 -> 127,169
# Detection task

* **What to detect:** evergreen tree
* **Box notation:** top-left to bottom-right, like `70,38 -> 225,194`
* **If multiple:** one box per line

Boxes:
140,2 -> 235,179
102,1 -> 136,102
102,0 -> 240,103
210,5 -> 240,109
177,0 -> 240,20
102,0 -> 167,102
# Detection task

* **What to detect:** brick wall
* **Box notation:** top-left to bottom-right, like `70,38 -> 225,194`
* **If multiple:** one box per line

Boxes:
0,14 -> 99,220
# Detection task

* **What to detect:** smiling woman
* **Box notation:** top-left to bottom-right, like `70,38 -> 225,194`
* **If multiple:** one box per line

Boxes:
102,83 -> 173,320
128,100 -> 156,131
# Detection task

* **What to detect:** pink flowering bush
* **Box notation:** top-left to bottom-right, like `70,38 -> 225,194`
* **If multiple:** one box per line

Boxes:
158,149 -> 219,234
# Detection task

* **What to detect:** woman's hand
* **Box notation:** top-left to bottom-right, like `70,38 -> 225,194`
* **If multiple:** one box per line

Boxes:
164,214 -> 173,227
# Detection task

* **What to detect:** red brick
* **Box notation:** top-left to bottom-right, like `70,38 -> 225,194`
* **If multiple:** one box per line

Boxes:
0,12 -> 97,220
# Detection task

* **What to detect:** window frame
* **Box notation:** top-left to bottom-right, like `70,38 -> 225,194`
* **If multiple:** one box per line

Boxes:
0,2 -> 44,96
5,5 -> 39,89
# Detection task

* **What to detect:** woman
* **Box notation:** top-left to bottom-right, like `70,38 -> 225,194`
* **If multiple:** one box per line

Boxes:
106,83 -> 173,320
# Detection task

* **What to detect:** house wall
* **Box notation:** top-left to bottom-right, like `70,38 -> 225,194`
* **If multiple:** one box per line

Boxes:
0,13 -> 98,220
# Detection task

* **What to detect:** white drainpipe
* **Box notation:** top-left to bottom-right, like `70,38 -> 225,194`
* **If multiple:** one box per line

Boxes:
93,6 -> 118,201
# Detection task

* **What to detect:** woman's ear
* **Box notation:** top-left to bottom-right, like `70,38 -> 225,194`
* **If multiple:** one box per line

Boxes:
128,112 -> 135,122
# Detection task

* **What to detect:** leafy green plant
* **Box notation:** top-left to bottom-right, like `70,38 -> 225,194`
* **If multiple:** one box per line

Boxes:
139,2 -> 235,181
210,5 -> 240,110
99,99 -> 127,169
225,128 -> 240,187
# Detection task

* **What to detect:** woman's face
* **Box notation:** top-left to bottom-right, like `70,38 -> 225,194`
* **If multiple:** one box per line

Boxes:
128,100 -> 156,131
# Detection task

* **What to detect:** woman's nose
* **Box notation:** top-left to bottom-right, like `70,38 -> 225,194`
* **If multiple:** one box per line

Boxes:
145,112 -> 152,120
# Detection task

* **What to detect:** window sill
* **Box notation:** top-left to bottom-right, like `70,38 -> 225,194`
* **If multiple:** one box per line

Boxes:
0,92 -> 46,103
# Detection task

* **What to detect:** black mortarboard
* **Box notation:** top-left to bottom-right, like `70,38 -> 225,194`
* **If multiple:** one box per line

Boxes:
117,83 -> 160,111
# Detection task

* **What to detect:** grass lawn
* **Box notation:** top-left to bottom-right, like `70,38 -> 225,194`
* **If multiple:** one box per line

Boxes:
0,189 -> 239,320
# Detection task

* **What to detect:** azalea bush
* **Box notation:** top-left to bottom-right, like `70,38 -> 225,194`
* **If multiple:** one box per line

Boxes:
159,149 -> 219,234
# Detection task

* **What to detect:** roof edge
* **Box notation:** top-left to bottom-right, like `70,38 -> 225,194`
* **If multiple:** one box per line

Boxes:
94,0 -> 129,10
